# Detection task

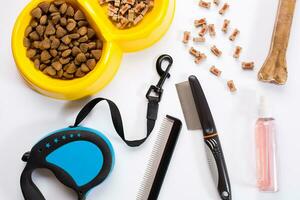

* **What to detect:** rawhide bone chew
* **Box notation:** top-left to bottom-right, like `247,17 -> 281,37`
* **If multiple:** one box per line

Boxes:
258,0 -> 296,85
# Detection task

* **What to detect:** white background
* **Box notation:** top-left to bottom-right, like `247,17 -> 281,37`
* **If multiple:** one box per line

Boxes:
1,0 -> 300,199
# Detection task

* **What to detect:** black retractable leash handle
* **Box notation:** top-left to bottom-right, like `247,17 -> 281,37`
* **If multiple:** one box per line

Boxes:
20,55 -> 173,200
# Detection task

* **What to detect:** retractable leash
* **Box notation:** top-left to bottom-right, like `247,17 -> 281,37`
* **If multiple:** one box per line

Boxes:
20,55 -> 173,200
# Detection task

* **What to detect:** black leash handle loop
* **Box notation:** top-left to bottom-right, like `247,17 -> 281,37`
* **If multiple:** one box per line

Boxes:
73,98 -> 149,147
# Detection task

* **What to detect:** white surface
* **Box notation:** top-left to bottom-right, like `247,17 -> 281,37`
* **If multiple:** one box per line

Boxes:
1,0 -> 300,199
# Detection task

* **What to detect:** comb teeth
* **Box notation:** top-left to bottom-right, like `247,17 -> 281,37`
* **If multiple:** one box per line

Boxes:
136,118 -> 174,200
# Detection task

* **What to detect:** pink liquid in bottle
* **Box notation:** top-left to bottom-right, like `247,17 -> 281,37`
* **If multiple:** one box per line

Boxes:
255,97 -> 278,192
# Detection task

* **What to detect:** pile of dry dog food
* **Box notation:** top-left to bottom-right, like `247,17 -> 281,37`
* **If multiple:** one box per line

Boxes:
182,0 -> 255,92
24,1 -> 103,80
99,0 -> 154,29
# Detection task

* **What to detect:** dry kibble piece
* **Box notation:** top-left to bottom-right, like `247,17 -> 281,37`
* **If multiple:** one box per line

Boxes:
210,66 -> 222,77
43,66 -> 56,76
45,23 -> 56,35
66,19 -> 76,32
75,68 -> 86,78
219,3 -> 229,15
66,6 -> 75,17
87,28 -> 96,39
36,25 -> 46,36
31,7 -> 42,19
87,59 -> 96,70
40,15 -> 48,25
56,26 -> 67,38
199,0 -> 211,9
52,61 -> 62,71
78,26 -> 88,36
34,59 -> 40,69
229,29 -> 240,41
233,46 -> 242,58
61,35 -> 71,45
194,18 -> 206,28
63,71 -> 74,79
199,24 -> 208,37
29,31 -> 40,41
60,3 -> 68,15
51,38 -> 61,49
65,63 -> 77,74
76,53 -> 87,63
193,36 -> 205,43
39,2 -> 50,13
49,4 -> 58,13
80,43 -> 89,53
25,26 -> 33,37
211,45 -> 222,57
41,50 -> 52,62
242,62 -> 255,70
81,63 -> 90,72
26,49 -> 37,59
227,80 -> 237,92
182,31 -> 190,44
74,10 -> 85,21
91,50 -> 102,60
222,19 -> 230,33
62,49 -> 72,57
208,24 -> 216,37
40,38 -> 51,50
23,38 -> 31,48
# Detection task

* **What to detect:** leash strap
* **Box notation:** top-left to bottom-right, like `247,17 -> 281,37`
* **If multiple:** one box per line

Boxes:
73,55 -> 173,147
73,97 -> 157,147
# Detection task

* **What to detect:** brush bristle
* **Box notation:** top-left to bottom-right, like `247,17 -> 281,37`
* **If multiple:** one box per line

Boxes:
136,117 -> 174,200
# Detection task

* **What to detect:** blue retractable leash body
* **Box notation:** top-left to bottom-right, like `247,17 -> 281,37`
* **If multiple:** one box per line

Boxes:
20,55 -> 173,200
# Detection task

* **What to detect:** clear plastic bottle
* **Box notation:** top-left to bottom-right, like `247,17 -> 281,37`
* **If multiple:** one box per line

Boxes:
255,96 -> 278,192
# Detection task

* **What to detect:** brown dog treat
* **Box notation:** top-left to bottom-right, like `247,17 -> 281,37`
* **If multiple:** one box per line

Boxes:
229,28 -> 240,41
194,18 -> 207,28
227,80 -> 237,92
219,3 -> 229,15
210,66 -> 222,77
211,45 -> 222,57
194,53 -> 207,64
208,24 -> 216,37
26,49 -> 37,59
43,66 -> 57,76
233,46 -> 242,58
52,61 -> 63,71
182,31 -> 190,44
91,50 -> 102,60
199,0 -> 211,9
222,19 -> 230,33
87,59 -> 97,70
193,36 -> 205,43
189,47 -> 201,58
199,24 -> 208,37
242,62 -> 255,70
74,10 -> 85,21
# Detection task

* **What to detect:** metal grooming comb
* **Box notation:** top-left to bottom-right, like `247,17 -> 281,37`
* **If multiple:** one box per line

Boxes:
137,115 -> 182,200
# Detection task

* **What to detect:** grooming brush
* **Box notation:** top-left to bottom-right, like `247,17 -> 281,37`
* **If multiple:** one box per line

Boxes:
176,75 -> 231,200
137,115 -> 182,200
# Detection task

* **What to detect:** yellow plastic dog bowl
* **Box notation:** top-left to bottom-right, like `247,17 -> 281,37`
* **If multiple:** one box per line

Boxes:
12,0 -> 176,100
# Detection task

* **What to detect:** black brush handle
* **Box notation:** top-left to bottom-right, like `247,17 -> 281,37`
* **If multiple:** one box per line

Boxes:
205,136 -> 231,200
148,116 -> 182,200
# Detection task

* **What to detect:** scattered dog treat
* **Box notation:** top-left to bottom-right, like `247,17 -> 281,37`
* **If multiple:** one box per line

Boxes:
199,0 -> 211,9
242,62 -> 255,70
24,1 -> 103,80
189,47 -> 201,58
194,18 -> 207,28
199,24 -> 208,37
219,3 -> 229,15
210,66 -> 222,77
227,80 -> 237,92
99,0 -> 154,29
211,45 -> 222,57
233,46 -> 242,58
193,36 -> 206,43
195,53 -> 207,64
213,0 -> 220,6
208,24 -> 216,37
222,19 -> 230,33
229,28 -> 240,41
183,31 -> 191,44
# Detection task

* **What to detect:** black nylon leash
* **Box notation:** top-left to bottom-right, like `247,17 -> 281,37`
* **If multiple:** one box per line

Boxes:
73,55 -> 173,147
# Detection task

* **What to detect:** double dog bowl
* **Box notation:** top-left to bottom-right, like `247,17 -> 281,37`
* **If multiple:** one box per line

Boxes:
12,0 -> 175,100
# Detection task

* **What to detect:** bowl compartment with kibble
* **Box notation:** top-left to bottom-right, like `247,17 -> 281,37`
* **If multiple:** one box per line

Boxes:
12,0 -> 175,100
